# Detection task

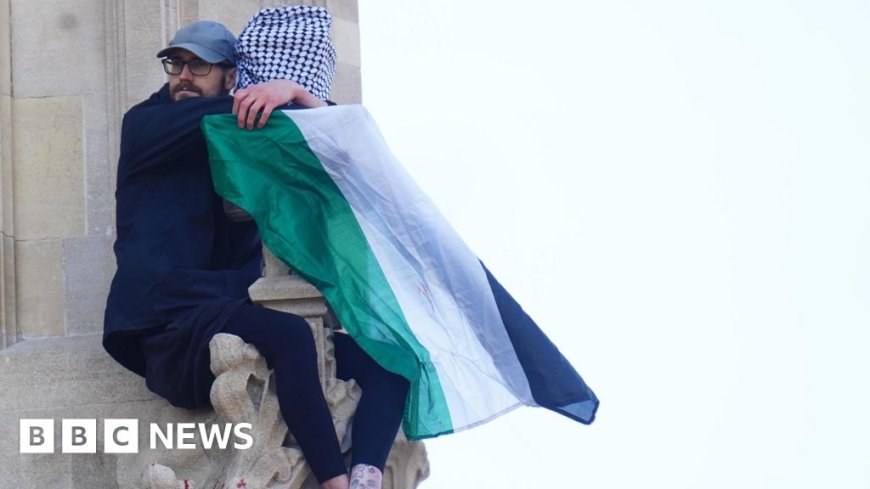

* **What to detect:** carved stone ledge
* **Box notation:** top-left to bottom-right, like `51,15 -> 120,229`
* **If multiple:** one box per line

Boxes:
140,332 -> 362,489
384,434 -> 431,489
246,274 -> 327,318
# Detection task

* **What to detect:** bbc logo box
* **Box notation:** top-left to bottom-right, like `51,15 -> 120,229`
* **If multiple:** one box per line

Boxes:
19,419 -> 54,454
20,419 -> 139,454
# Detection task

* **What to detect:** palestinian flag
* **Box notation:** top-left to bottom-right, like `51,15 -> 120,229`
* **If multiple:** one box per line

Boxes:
202,106 -> 598,440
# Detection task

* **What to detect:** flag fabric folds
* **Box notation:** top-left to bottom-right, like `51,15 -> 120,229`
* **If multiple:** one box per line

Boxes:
201,106 -> 598,440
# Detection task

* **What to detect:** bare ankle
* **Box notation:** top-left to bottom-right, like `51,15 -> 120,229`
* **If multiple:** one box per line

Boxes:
321,473 -> 349,489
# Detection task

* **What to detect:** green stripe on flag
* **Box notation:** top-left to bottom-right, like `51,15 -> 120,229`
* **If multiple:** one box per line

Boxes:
202,111 -> 454,438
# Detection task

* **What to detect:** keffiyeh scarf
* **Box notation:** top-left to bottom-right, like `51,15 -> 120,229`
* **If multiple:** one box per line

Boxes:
235,5 -> 337,100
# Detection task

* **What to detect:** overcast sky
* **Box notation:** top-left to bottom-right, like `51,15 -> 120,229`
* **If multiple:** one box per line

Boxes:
358,1 -> 870,488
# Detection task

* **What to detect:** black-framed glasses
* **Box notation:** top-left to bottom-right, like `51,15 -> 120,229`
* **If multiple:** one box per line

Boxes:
161,58 -> 224,76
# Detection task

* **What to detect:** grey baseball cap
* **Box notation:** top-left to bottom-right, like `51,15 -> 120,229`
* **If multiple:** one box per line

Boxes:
156,20 -> 237,65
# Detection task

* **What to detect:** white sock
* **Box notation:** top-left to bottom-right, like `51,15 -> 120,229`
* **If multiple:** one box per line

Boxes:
349,463 -> 383,489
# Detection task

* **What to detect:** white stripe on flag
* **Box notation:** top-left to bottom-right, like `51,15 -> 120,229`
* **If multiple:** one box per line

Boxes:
284,106 -> 536,428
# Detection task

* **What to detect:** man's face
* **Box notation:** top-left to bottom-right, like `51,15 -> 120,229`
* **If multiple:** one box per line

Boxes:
165,49 -> 236,101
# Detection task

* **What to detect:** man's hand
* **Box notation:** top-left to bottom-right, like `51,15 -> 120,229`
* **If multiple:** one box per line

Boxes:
232,79 -> 327,130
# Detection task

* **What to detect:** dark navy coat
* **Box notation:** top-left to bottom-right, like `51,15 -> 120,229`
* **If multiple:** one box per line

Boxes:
103,84 -> 262,408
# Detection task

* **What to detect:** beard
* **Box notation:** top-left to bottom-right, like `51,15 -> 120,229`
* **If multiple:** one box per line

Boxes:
169,72 -> 232,101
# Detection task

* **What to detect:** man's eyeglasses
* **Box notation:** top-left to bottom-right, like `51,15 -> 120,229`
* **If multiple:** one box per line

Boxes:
161,58 -> 228,76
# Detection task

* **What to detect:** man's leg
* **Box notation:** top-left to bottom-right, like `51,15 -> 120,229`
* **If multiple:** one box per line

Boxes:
333,332 -> 409,487
221,304 -> 347,484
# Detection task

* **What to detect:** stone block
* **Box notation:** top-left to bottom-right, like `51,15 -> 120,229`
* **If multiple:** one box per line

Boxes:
63,235 -> 115,335
2,401 -> 172,489
331,14 -> 362,103
0,334 -> 176,489
1,233 -> 15,347
333,61 -> 362,104
119,1 -> 170,109
12,96 -> 85,240
7,453 -> 72,488
88,183 -> 116,237
1,93 -> 11,234
193,0 -> 262,34
325,0 -> 358,23
14,239 -> 64,338
333,17 -> 361,68
0,334 -> 159,411
9,0 -> 105,98
1,91 -> 9,348
82,93 -> 114,235
0,0 -> 10,96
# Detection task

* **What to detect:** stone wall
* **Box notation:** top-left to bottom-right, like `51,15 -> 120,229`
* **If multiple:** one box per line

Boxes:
0,1 -> 363,487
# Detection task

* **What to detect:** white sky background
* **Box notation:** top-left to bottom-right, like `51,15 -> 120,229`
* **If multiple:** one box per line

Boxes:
358,1 -> 870,488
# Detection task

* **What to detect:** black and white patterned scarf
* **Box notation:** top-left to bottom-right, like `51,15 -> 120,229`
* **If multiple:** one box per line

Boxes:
235,5 -> 336,100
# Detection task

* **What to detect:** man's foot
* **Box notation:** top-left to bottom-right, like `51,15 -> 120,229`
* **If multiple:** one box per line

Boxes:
349,464 -> 382,489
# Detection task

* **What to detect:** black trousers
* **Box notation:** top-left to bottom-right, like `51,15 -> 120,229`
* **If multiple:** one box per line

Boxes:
221,303 -> 409,483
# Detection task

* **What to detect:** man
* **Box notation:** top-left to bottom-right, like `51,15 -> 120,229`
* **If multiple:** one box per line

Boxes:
103,19 -> 407,489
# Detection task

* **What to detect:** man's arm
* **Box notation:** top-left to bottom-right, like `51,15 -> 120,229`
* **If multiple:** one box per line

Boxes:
118,88 -> 232,181
119,81 -> 324,181
232,79 -> 327,130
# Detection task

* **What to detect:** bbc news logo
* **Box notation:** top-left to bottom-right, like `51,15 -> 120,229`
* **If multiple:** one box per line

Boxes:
20,419 -> 253,454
